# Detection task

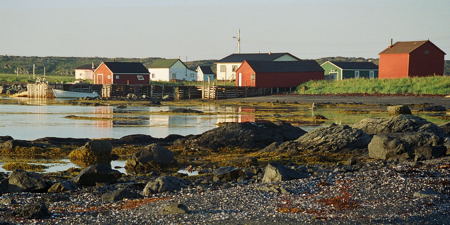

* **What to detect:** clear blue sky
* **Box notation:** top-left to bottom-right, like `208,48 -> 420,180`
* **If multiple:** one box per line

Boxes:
1,0 -> 449,60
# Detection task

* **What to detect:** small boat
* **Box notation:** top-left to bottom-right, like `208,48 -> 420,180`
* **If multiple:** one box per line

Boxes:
52,89 -> 99,98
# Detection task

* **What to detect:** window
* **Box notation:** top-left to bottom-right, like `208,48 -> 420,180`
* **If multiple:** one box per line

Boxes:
251,74 -> 255,80
220,65 -> 226,72
355,71 -> 360,78
107,75 -> 111,79
115,75 -> 120,79
232,65 -> 238,72
137,75 -> 145,81
369,71 -> 375,79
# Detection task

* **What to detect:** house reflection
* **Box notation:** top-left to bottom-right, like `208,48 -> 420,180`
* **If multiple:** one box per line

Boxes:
94,106 -> 113,128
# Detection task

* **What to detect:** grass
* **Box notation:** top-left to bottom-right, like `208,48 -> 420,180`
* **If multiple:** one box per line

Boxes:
0,73 -> 75,83
297,76 -> 450,95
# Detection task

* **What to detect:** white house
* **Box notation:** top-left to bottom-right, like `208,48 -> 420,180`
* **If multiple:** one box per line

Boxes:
148,59 -> 196,81
196,66 -> 215,81
74,63 -> 95,80
215,52 -> 300,81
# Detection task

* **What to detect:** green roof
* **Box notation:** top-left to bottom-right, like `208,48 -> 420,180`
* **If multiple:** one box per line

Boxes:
149,59 -> 180,68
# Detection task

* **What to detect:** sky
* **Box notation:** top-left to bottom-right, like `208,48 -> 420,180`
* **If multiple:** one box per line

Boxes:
0,0 -> 449,60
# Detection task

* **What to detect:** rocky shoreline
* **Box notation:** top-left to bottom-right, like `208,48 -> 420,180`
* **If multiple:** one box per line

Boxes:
0,106 -> 449,224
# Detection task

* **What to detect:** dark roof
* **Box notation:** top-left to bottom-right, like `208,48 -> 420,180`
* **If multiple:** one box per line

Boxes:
76,64 -> 95,70
217,53 -> 299,63
102,62 -> 149,73
329,61 -> 378,70
379,40 -> 447,55
149,59 -> 181,68
244,60 -> 323,73
198,66 -> 214,74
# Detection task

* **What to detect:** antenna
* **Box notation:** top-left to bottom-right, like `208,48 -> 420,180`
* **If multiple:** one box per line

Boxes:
233,29 -> 241,53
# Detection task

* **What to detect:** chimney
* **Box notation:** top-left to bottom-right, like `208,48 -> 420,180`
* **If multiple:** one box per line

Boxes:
390,38 -> 393,47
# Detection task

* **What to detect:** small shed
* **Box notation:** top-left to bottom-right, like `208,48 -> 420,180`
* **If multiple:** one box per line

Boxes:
235,60 -> 324,88
196,66 -> 215,81
93,62 -> 149,85
379,40 -> 446,79
75,63 -> 95,80
320,61 -> 378,80
148,59 -> 196,81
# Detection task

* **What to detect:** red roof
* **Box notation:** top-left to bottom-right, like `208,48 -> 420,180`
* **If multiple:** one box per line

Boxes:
379,40 -> 446,55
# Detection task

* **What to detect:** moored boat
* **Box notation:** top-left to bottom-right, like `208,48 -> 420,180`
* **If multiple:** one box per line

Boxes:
52,89 -> 99,98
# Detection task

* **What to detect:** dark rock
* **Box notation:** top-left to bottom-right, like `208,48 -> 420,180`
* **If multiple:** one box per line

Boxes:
414,146 -> 446,161
14,202 -> 51,219
114,134 -> 158,145
125,144 -> 176,174
0,136 -> 13,143
48,180 -> 76,193
102,188 -> 140,202
159,203 -> 189,215
262,163 -> 309,183
259,142 -> 281,152
368,132 -> 445,161
213,167 -> 244,182
33,137 -> 90,146
162,134 -> 185,144
68,140 -> 113,167
143,176 -> 187,195
440,122 -> 450,136
72,164 -> 122,186
8,170 -> 49,192
280,124 -> 371,153
413,188 -> 442,198
170,108 -> 203,113
182,122 -> 306,150
387,105 -> 411,115
353,115 -> 445,137
421,105 -> 447,112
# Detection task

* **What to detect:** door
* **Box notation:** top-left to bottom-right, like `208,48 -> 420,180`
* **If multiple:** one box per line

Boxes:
238,73 -> 242,86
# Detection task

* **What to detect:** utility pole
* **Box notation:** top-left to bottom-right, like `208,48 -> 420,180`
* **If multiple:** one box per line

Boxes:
32,64 -> 35,80
43,66 -> 46,78
233,29 -> 241,54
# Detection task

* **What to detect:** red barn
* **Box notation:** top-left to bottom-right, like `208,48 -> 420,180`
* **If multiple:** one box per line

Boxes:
379,40 -> 446,79
93,62 -> 150,85
235,60 -> 324,88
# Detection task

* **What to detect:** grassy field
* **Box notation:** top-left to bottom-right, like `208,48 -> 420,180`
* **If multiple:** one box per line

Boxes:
297,76 -> 450,95
0,73 -> 75,83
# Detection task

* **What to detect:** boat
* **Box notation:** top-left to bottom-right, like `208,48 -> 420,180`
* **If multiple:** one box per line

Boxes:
52,89 -> 99,98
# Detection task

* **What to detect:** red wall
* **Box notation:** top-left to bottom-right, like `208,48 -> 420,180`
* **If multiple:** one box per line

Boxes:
236,62 -> 324,88
113,74 -> 149,85
409,42 -> 445,77
379,54 -> 409,79
94,64 -> 113,84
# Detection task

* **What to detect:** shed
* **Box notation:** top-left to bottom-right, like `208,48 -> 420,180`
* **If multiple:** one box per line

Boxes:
93,62 -> 149,85
148,59 -> 196,81
321,61 -> 378,80
235,60 -> 324,88
196,66 -> 215,81
379,40 -> 446,79
75,63 -> 95,80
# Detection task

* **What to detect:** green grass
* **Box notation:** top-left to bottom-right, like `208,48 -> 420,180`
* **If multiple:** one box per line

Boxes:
297,76 -> 450,95
0,73 -> 75,83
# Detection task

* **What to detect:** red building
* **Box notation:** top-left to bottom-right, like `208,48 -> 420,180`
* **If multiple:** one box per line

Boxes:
93,62 -> 150,85
235,60 -> 324,88
379,40 -> 446,79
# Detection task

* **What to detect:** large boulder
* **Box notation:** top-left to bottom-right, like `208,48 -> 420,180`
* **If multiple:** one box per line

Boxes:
143,176 -> 188,196
182,122 -> 306,150
279,124 -> 371,153
8,170 -> 49,192
68,140 -> 113,167
353,115 -> 445,137
387,105 -> 411,115
368,132 -> 446,161
72,164 -> 122,186
125,144 -> 176,174
262,163 -> 308,183
113,134 -> 158,146
440,122 -> 450,136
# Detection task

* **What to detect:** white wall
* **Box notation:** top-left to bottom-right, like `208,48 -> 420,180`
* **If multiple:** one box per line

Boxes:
75,69 -> 94,80
216,63 -> 241,80
148,68 -> 170,81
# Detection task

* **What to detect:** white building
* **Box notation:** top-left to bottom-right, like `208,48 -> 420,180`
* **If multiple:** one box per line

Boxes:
74,64 -> 95,80
196,66 -> 215,81
148,59 -> 196,81
215,53 -> 300,81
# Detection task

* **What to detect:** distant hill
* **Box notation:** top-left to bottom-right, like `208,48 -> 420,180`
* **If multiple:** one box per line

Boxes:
0,55 -> 448,75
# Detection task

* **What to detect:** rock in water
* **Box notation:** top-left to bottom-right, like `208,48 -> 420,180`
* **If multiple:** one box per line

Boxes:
68,140 -> 113,167
262,163 -> 308,183
125,144 -> 176,174
72,164 -> 121,186
181,121 -> 307,150
387,105 -> 411,115
8,170 -> 49,192
143,176 -> 187,195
